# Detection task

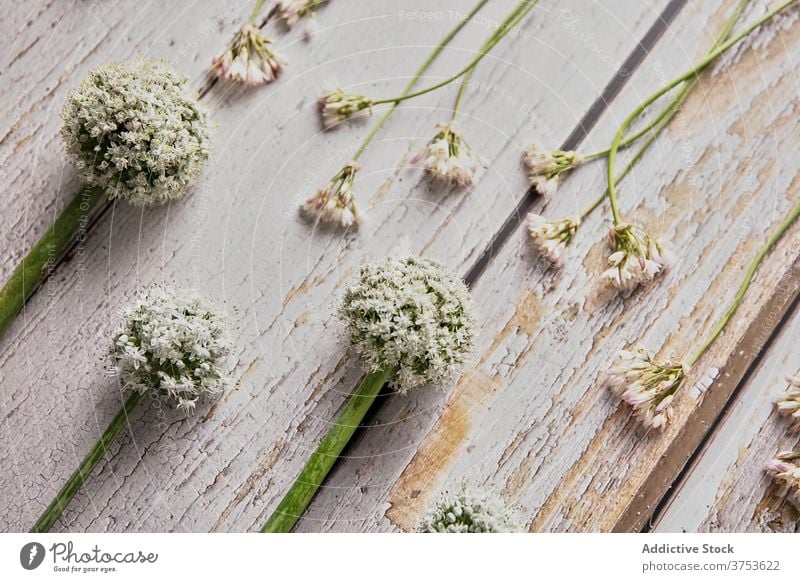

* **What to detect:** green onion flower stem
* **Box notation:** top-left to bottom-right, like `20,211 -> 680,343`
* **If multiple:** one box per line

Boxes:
30,391 -> 144,533
686,198 -> 800,368
0,185 -> 104,340
261,367 -> 393,532
367,0 -> 540,107
606,0 -> 797,225
353,0 -> 493,160
578,0 -> 750,221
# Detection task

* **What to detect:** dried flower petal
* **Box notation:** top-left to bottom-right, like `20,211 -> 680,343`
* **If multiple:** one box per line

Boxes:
776,375 -> 800,432
523,144 -> 582,196
340,255 -> 476,392
765,451 -> 800,509
212,24 -> 283,85
319,89 -> 373,129
602,223 -> 670,291
419,485 -> 520,533
61,60 -> 211,206
301,161 -> 359,227
412,122 -> 478,187
113,284 -> 233,414
602,346 -> 686,429
277,0 -> 326,28
526,214 -> 579,268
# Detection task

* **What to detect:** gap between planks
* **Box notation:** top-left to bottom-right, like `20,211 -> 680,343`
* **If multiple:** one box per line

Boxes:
625,256 -> 800,532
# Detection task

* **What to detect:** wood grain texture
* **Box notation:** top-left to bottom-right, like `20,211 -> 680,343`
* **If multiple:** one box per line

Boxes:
0,0 -> 669,532
654,299 -> 800,533
295,0 -> 800,532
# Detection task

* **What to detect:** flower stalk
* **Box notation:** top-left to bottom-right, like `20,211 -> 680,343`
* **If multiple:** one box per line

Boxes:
0,185 -> 104,339
321,0 -> 539,128
261,367 -> 393,532
606,0 -> 797,225
30,391 -> 144,533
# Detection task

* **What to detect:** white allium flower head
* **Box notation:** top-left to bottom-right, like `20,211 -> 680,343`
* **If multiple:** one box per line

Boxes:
526,213 -> 580,268
113,284 -> 233,414
776,375 -> 800,432
277,0 -> 326,28
340,254 -> 476,392
523,144 -> 582,196
602,223 -> 671,292
319,88 -> 374,129
61,60 -> 211,207
301,161 -> 359,227
418,485 -> 520,533
765,451 -> 800,510
602,346 -> 686,430
212,25 -> 283,85
412,122 -> 478,187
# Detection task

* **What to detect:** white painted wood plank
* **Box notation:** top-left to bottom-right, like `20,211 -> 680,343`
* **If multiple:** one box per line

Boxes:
0,0 -> 667,531
296,0 -> 800,532
654,303 -> 800,533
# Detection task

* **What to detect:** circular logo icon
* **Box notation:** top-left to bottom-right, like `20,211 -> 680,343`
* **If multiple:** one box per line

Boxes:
20,542 -> 45,570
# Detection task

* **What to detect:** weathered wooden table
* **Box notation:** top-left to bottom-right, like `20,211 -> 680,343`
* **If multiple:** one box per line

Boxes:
1,0 -> 798,533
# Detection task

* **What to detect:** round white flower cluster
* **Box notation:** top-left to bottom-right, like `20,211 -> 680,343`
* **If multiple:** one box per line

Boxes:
113,285 -> 232,414
340,255 -> 476,392
419,486 -> 519,533
61,60 -> 211,206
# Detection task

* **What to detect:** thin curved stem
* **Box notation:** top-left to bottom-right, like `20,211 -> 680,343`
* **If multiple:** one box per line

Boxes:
370,0 -> 539,107
30,391 -> 144,533
249,0 -> 267,24
261,367 -> 394,532
686,198 -> 800,367
606,0 -> 796,225
352,0 -> 492,161
0,185 -> 105,341
579,0 -> 749,221
452,0 -> 534,121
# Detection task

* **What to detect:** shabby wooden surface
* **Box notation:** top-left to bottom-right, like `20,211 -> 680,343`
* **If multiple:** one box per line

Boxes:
655,298 -> 800,533
0,0 -> 797,533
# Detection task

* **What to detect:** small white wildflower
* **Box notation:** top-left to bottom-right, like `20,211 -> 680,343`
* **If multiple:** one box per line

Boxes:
526,214 -> 579,268
765,451 -> 800,509
602,223 -> 670,291
212,25 -> 283,86
523,144 -> 582,196
412,122 -> 478,187
301,161 -> 359,227
319,89 -> 374,129
277,0 -> 326,28
61,60 -> 211,207
340,254 -> 476,392
112,284 -> 233,414
602,346 -> 686,430
418,485 -> 520,533
776,375 -> 800,432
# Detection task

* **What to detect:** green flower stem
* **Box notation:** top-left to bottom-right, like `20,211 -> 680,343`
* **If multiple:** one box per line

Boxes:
261,367 -> 394,532
578,0 -> 748,221
0,185 -> 104,341
353,0 -> 492,161
452,0 -> 533,120
606,0 -> 797,225
249,0 -> 267,24
30,390 -> 144,533
369,0 -> 539,108
685,198 -> 800,368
